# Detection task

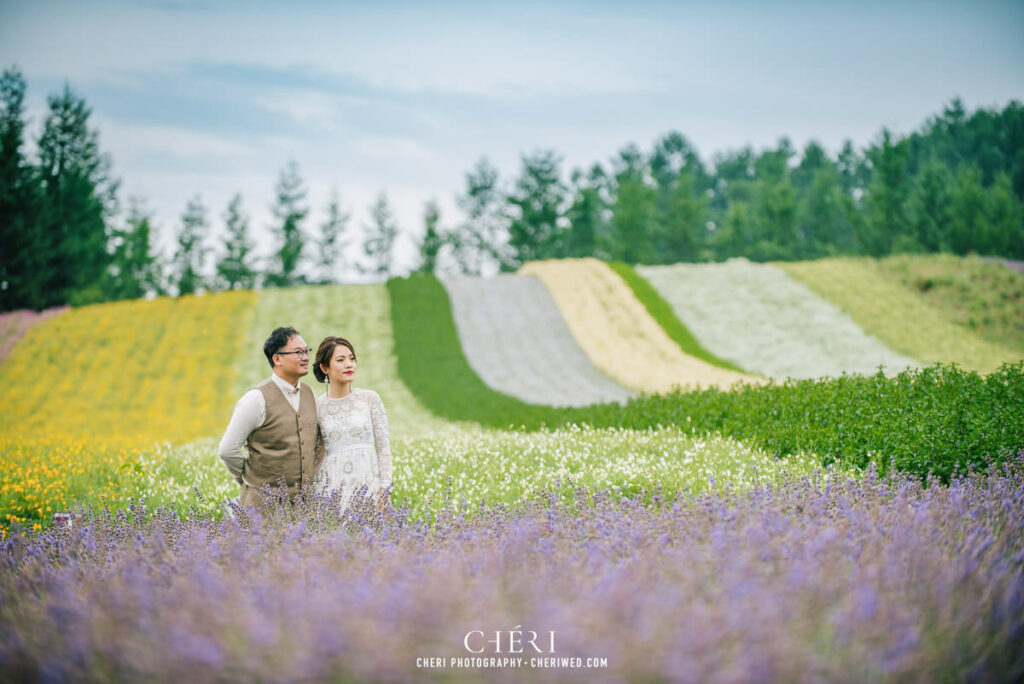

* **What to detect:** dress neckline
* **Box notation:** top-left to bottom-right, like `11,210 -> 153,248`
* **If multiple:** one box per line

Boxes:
324,388 -> 358,401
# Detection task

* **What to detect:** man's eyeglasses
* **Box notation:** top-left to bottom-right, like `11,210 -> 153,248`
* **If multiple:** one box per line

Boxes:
277,347 -> 313,357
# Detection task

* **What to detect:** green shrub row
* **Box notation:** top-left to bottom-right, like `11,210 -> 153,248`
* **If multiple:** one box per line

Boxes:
388,273 -> 1024,481
607,261 -> 747,372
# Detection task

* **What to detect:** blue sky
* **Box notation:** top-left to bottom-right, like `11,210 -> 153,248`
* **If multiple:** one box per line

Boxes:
2,0 -> 1023,274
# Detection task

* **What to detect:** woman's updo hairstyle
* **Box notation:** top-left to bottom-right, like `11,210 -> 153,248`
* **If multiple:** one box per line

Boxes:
314,336 -> 356,383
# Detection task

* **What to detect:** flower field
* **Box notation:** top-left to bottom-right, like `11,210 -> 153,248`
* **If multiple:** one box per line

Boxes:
780,257 -> 1019,372
2,256 -> 1024,679
2,462 -> 1022,682
0,291 -> 255,443
0,306 -> 67,362
519,258 -> 760,392
442,274 -> 633,406
637,258 -> 918,379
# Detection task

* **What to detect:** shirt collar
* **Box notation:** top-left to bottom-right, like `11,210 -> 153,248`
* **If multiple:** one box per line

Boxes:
270,373 -> 301,395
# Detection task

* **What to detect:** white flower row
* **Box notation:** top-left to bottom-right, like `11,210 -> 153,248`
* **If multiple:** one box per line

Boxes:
443,274 -> 634,407
638,259 -> 918,379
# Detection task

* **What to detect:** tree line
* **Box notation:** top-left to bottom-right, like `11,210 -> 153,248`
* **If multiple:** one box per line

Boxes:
2,63 -> 1022,313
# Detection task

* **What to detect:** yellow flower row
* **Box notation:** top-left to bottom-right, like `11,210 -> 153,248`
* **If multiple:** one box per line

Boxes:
0,290 -> 256,444
519,258 -> 761,393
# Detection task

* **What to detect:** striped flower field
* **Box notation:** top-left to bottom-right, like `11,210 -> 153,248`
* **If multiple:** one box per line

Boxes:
1,255 -> 1023,680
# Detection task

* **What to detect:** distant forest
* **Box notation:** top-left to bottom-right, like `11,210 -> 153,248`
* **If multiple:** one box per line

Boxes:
2,63 -> 1022,312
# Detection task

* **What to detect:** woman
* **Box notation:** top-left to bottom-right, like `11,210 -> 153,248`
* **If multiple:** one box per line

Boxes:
313,336 -> 392,513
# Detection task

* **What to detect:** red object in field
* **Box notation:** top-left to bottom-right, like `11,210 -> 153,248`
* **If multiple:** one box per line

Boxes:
52,513 -> 80,529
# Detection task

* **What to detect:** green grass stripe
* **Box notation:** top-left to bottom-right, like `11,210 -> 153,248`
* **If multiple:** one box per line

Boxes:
388,273 -> 579,428
608,261 -> 747,373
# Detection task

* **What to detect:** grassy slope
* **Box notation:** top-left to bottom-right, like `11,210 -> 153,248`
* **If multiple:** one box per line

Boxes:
608,261 -> 747,373
875,254 -> 1024,356
779,258 -> 1018,372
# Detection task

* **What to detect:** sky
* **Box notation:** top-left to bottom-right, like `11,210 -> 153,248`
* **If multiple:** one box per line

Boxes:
2,0 -> 1023,276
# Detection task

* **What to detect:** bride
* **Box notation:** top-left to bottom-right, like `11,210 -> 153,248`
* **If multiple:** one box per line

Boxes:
312,336 -> 392,513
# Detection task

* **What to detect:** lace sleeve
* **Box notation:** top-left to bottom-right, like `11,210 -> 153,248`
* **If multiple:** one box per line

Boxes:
369,391 -> 392,488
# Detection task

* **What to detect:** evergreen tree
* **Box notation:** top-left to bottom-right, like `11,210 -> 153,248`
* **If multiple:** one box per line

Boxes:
564,164 -> 609,258
0,66 -> 41,311
107,198 -> 163,300
266,160 -> 308,287
609,144 -> 658,263
949,165 -> 986,255
909,158 -> 952,252
174,195 -> 209,295
453,157 -> 507,275
982,173 -> 1024,258
215,193 -> 257,290
861,129 -> 911,256
658,170 -> 710,262
36,82 -> 118,306
506,149 -> 567,267
361,192 -> 398,278
316,189 -> 350,283
416,199 -> 444,274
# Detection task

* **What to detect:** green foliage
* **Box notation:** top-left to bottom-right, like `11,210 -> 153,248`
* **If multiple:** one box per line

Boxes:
361,192 -> 399,278
314,189 -> 350,284
36,82 -> 117,309
606,261 -> 746,372
618,363 -> 1024,482
388,273 -> 1024,481
265,160 -> 308,288
387,273 -> 569,428
215,193 -> 257,290
173,194 -> 209,296
505,149 -> 567,267
0,66 -> 43,312
416,200 -> 443,274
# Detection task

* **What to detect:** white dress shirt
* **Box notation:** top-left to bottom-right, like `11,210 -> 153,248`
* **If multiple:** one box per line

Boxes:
217,374 -> 304,486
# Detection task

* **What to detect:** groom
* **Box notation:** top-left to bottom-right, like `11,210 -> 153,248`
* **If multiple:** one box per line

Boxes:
217,326 -> 323,511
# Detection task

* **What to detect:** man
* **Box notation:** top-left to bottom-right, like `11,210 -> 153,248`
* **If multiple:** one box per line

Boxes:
218,326 -> 323,511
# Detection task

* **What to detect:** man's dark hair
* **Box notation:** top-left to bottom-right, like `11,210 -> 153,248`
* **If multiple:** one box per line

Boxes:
264,327 -> 300,368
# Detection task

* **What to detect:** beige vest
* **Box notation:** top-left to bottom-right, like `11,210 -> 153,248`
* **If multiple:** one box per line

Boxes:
242,379 -> 320,498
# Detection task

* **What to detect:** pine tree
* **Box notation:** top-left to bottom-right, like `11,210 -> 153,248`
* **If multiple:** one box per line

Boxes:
564,164 -> 608,258
107,198 -> 163,300
982,173 -> 1024,258
316,189 -> 350,284
909,158 -> 952,252
949,165 -> 986,255
506,149 -> 567,267
266,160 -> 308,287
215,193 -> 257,290
361,192 -> 398,278
416,199 -> 444,274
174,195 -> 209,295
36,82 -> 118,306
609,144 -> 658,263
0,65 -> 41,311
453,157 -> 508,275
861,129 -> 911,256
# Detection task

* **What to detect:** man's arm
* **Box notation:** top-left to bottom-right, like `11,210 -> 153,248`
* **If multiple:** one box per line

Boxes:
217,390 -> 265,483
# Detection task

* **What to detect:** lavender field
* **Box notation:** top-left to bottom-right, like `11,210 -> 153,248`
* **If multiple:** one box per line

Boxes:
3,462 -> 1022,682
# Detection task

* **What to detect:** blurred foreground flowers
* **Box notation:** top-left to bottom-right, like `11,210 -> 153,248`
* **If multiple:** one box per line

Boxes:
2,461 -> 1021,682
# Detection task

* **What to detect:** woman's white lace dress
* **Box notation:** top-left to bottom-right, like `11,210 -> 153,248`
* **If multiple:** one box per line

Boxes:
315,388 -> 392,511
